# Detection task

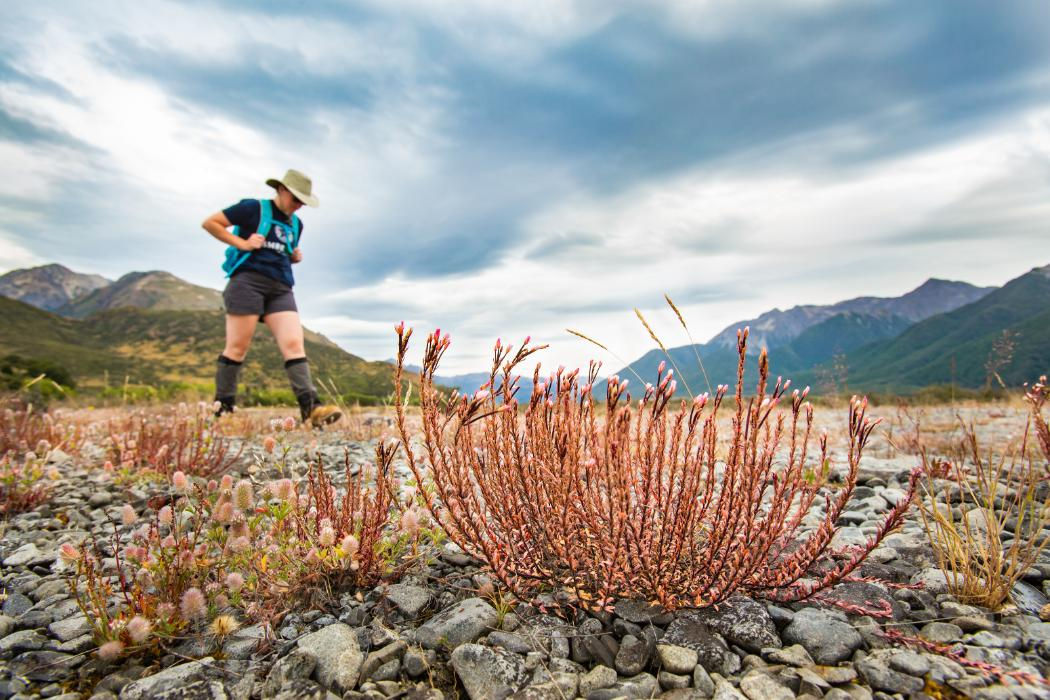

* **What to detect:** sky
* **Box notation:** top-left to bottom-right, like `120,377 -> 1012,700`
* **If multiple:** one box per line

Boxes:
2,1 -> 1050,374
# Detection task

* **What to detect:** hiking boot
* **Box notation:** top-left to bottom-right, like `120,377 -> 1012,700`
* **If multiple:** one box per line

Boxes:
308,405 -> 342,428
214,399 -> 235,418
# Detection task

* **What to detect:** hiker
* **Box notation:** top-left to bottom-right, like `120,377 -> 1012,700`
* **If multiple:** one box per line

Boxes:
201,169 -> 341,428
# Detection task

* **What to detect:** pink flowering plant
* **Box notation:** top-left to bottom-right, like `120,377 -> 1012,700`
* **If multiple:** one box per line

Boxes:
106,403 -> 242,481
0,403 -> 82,458
0,447 -> 61,515
253,415 -> 299,476
70,445 -> 426,660
394,324 -> 919,611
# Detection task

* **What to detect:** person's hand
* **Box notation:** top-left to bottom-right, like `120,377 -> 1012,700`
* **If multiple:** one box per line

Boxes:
291,247 -> 303,263
239,233 -> 265,251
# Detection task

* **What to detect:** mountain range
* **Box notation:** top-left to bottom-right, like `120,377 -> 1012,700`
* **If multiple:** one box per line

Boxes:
611,267 -> 1049,397
0,265 -> 395,403
1,262 -> 1047,400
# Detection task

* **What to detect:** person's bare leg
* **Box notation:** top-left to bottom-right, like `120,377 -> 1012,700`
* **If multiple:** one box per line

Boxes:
263,311 -> 306,361
265,311 -> 340,425
215,314 -> 258,414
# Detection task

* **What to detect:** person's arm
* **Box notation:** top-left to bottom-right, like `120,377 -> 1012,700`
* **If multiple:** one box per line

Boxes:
202,211 -> 264,251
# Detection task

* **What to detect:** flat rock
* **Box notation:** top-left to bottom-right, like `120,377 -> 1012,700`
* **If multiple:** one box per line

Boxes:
587,672 -> 658,699
0,629 -> 48,654
911,568 -> 953,595
614,634 -> 650,676
764,644 -> 814,667
119,658 -> 218,700
359,640 -> 407,681
296,622 -> 363,693
384,583 -> 432,618
856,655 -> 924,695
450,643 -> 527,699
49,614 -> 91,642
1011,581 -> 1048,617
782,609 -> 862,665
657,643 -> 699,674
262,649 -> 317,697
663,613 -> 740,675
578,665 -> 616,696
415,597 -> 498,650
7,650 -> 80,682
3,543 -> 43,567
692,596 -> 780,653
920,621 -> 963,644
740,670 -> 793,700
615,600 -> 673,625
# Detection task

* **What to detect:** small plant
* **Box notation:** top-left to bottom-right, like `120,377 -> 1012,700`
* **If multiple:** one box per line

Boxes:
106,403 -> 242,479
1025,375 -> 1049,464
393,324 -> 918,611
70,448 -> 424,660
917,415 -> 1050,610
0,402 -> 82,458
0,449 -> 60,516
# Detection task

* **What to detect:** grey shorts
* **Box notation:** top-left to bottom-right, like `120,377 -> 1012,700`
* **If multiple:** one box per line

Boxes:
223,271 -> 298,318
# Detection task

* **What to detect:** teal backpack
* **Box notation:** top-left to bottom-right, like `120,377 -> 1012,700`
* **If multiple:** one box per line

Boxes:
222,199 -> 301,277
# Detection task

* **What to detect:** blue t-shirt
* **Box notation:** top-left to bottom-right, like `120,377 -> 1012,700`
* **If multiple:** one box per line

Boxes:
222,199 -> 303,287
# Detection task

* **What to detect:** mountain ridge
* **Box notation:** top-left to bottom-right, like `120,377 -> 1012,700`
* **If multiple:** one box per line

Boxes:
0,264 -> 111,312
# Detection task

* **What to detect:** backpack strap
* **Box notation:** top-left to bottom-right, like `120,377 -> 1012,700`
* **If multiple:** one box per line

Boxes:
256,199 -> 300,255
257,199 -> 274,236
288,214 -> 301,250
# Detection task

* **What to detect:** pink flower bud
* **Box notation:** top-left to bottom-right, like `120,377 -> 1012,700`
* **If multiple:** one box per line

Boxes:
282,416 -> 297,432
400,508 -> 420,535
263,436 -> 276,453
226,572 -> 245,592
103,460 -> 115,473
172,471 -> 189,492
180,587 -> 207,620
126,616 -> 151,643
658,361 -> 666,373
59,543 -> 80,563
98,640 -> 124,661
158,505 -> 173,525
220,474 -> 233,492
121,504 -> 137,526
234,480 -> 253,511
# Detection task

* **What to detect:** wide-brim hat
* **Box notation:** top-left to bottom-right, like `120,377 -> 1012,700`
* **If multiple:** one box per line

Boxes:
266,169 -> 320,207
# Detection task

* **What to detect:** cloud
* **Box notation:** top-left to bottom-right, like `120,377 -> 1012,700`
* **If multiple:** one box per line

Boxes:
2,0 -> 1050,372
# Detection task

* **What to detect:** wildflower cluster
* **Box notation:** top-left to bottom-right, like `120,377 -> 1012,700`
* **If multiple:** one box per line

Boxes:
70,443 -> 424,660
106,403 -> 242,479
0,403 -> 82,457
256,415 -> 299,475
0,444 -> 61,515
394,325 -> 918,611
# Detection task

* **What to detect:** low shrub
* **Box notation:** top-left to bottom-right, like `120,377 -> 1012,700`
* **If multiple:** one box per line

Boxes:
0,449 -> 60,516
70,444 -> 424,659
1025,375 -> 1049,463
393,325 -> 918,611
0,403 -> 82,458
917,410 -> 1050,609
106,403 -> 242,479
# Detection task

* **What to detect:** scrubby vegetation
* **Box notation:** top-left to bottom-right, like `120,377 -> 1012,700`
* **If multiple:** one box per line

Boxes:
393,325 -> 919,611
